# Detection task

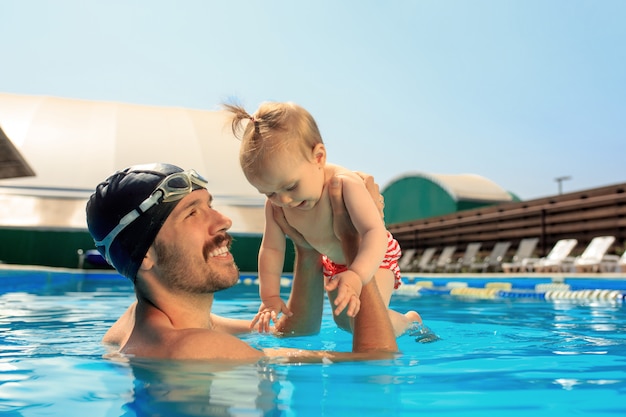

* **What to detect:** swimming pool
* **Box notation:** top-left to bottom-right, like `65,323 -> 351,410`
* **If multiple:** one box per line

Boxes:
1,266 -> 625,416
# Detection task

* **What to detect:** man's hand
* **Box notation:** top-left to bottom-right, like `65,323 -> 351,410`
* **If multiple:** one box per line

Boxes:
271,205 -> 314,250
354,171 -> 384,219
328,173 -> 384,262
328,176 -> 358,250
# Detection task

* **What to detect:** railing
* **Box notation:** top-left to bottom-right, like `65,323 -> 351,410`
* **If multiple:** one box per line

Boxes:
387,183 -> 626,258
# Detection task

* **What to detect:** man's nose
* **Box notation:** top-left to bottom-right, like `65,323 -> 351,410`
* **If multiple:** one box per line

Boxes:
210,208 -> 232,231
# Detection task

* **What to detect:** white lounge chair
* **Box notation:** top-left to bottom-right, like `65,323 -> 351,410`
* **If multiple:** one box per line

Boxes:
398,248 -> 418,271
445,242 -> 481,273
421,245 -> 457,272
527,239 -> 578,272
501,238 -> 540,273
601,251 -> 626,273
469,241 -> 512,273
560,236 -> 616,273
412,248 -> 437,272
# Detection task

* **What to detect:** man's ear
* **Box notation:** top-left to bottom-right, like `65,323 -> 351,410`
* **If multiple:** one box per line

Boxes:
139,247 -> 156,272
312,143 -> 326,165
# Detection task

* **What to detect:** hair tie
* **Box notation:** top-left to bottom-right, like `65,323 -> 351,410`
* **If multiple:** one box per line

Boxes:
250,116 -> 260,134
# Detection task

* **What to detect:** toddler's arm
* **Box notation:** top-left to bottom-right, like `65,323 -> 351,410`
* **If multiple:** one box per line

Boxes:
251,200 -> 293,332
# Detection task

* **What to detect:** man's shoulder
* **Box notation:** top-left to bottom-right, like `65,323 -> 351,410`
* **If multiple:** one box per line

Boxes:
120,325 -> 264,362
166,328 -> 264,361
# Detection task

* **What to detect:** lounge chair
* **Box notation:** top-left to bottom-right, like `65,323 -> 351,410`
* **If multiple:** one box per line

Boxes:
560,236 -> 616,273
421,245 -> 457,272
411,247 -> 437,272
444,242 -> 481,273
526,239 -> 578,272
501,238 -> 540,273
469,241 -> 512,273
601,251 -> 626,273
398,248 -> 418,271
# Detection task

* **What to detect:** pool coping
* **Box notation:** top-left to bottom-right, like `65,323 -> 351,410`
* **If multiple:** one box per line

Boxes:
2,263 -> 626,280
0,263 -> 122,275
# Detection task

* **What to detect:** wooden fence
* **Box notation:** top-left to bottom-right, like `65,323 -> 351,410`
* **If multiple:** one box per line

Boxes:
387,182 -> 626,259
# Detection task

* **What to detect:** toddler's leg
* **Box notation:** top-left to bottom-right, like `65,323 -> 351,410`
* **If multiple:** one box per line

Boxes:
374,268 -> 421,337
326,269 -> 422,336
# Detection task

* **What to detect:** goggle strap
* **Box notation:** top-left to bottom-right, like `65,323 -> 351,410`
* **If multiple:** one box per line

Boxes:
138,191 -> 163,213
94,191 -> 163,264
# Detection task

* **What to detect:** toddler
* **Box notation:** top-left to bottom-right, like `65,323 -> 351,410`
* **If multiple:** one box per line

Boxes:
225,101 -> 420,336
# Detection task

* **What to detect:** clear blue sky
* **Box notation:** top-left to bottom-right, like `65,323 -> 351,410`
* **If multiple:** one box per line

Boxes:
1,0 -> 624,200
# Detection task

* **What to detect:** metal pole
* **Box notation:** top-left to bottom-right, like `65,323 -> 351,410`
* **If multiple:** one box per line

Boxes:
554,176 -> 572,195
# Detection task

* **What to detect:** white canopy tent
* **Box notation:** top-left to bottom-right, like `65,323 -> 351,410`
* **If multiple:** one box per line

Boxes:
0,92 -> 265,234
420,172 -> 513,203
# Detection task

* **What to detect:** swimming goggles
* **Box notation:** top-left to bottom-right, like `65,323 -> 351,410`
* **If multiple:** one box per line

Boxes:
94,169 -> 208,264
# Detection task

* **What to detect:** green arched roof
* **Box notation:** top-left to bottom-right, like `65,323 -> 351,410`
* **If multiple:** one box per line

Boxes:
382,172 -> 515,225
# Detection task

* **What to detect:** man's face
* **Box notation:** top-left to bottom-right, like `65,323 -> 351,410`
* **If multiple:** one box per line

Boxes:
151,189 -> 239,294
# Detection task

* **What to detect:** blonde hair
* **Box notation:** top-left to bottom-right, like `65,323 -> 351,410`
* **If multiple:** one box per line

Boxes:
223,101 -> 324,179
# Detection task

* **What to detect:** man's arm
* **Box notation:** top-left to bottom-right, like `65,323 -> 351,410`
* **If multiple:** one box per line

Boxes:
327,176 -> 398,354
273,205 -> 325,336
210,314 -> 254,334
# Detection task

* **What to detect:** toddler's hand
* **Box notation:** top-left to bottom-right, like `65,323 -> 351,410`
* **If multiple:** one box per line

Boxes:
325,270 -> 362,317
250,296 -> 292,333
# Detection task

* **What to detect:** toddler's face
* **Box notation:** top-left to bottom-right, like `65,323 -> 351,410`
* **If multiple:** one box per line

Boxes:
249,151 -> 325,211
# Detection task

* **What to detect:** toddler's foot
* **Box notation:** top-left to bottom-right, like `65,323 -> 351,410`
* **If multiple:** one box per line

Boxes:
391,310 -> 424,337
405,310 -> 422,324
404,312 -> 440,343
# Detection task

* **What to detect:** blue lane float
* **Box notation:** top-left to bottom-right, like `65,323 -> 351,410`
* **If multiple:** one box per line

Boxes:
395,278 -> 626,302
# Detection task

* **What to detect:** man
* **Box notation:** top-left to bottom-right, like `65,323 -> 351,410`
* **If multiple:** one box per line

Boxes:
86,163 -> 397,362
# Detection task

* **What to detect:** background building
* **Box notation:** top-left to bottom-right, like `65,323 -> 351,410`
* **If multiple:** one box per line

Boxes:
382,172 -> 520,225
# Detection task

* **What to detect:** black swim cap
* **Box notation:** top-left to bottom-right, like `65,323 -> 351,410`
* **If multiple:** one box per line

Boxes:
86,163 -> 202,280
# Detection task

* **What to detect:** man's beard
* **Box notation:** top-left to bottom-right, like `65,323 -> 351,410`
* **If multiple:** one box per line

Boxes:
153,234 -> 239,294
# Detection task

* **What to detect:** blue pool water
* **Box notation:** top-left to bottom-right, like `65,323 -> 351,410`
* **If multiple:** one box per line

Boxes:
1,267 -> 625,416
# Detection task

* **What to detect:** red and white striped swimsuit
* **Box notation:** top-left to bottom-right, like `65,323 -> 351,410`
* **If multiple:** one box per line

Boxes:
321,231 -> 403,289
